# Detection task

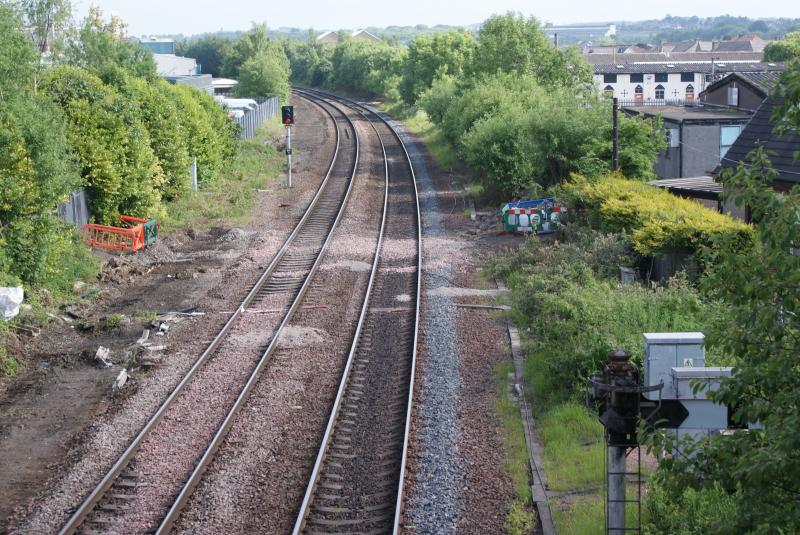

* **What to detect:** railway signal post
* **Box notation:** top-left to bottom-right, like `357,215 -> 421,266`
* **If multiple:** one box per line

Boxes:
282,105 -> 294,188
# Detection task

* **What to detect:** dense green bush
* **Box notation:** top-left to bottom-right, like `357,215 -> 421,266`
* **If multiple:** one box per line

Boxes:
558,174 -> 753,256
469,12 -> 591,87
170,84 -> 237,188
121,78 -> 191,200
284,37 -> 333,87
64,6 -> 157,84
644,477 -> 737,535
399,30 -> 476,105
330,40 -> 406,97
420,74 -> 666,195
236,50 -> 291,101
492,229 -> 722,405
41,66 -> 164,223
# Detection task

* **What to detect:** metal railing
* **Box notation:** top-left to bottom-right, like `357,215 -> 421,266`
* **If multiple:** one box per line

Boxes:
235,96 -> 279,139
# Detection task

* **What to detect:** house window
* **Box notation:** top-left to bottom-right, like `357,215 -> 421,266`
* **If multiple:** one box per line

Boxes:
720,125 -> 742,159
655,73 -> 669,82
668,128 -> 680,148
655,84 -> 665,100
604,85 -> 614,97
603,73 -> 617,83
727,85 -> 739,106
685,84 -> 695,101
630,73 -> 644,83
681,72 -> 695,82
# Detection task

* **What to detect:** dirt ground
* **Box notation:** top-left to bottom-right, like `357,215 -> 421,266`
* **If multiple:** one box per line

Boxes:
0,96 -> 533,534
390,113 -> 534,534
0,94 -> 335,530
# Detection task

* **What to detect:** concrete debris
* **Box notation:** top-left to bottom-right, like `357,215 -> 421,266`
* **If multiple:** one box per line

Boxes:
218,228 -> 247,242
113,369 -> 128,390
95,346 -> 113,368
136,329 -> 150,346
156,323 -> 169,336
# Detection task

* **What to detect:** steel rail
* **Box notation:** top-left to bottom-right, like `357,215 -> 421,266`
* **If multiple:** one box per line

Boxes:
291,89 -> 422,535
58,92 -> 349,535
155,90 -> 363,535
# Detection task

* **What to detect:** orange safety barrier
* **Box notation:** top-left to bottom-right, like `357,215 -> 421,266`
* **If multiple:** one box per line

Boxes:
82,215 -> 161,253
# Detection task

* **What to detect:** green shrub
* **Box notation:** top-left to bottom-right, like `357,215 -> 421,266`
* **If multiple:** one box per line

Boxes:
0,344 -> 18,377
493,233 -> 723,405
644,477 -> 737,535
169,84 -> 236,188
421,74 -> 666,196
41,66 -> 164,223
122,78 -> 191,200
559,174 -> 753,257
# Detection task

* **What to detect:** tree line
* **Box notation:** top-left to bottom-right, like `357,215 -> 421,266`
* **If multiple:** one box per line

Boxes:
0,3 -> 238,290
279,13 -> 666,198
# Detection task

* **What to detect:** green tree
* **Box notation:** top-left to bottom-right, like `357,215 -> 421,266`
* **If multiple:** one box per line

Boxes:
0,3 -> 38,97
235,49 -> 291,100
283,32 -> 332,87
65,6 -> 157,83
168,83 -> 236,187
222,23 -> 287,78
330,40 -> 405,97
763,32 -> 800,62
18,0 -> 73,54
121,77 -> 191,200
41,66 -> 164,223
399,30 -> 476,105
178,35 -> 231,77
0,4 -> 85,288
646,65 -> 800,532
470,12 -> 591,88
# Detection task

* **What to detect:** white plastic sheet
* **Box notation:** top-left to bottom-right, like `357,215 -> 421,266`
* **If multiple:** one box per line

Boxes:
0,287 -> 24,320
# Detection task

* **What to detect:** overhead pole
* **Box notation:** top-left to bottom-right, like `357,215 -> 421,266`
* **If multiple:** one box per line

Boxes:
612,97 -> 620,172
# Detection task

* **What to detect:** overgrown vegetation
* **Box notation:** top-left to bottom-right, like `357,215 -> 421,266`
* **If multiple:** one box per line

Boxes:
559,174 -> 753,257
0,2 -> 285,377
163,119 -> 284,229
284,12 -> 666,200
489,60 -> 800,533
494,361 -> 536,535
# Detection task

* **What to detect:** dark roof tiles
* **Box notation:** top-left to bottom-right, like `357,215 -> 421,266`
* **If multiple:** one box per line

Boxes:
718,97 -> 800,184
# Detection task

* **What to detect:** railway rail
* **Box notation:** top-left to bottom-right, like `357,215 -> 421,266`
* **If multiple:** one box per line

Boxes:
292,90 -> 422,535
58,92 -> 361,535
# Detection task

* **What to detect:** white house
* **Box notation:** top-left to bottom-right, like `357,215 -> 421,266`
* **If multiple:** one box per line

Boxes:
593,62 -> 784,103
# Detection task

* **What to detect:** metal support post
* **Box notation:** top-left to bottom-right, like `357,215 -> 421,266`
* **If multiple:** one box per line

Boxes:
286,125 -> 293,188
612,97 -> 619,172
608,445 -> 626,534
190,158 -> 198,192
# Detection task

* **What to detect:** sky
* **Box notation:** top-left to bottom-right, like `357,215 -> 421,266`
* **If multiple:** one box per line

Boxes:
73,0 -> 800,37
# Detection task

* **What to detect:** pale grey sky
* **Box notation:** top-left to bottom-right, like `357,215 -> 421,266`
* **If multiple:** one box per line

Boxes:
74,0 -> 800,37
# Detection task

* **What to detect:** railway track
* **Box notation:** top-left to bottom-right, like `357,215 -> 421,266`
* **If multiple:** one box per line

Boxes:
58,92 -> 361,535
293,90 -> 422,535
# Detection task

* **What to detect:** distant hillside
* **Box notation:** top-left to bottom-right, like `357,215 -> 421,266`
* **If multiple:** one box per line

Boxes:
148,15 -> 800,47
611,15 -> 799,44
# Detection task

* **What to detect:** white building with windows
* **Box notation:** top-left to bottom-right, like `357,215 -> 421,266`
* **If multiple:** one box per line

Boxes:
596,67 -> 705,103
586,50 -> 783,104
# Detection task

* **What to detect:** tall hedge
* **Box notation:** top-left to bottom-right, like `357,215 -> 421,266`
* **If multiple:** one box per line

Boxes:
558,174 -> 753,256
41,66 -> 164,223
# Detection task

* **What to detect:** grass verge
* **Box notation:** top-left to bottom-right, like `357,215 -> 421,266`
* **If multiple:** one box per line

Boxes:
494,361 -> 537,535
162,119 -> 285,230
